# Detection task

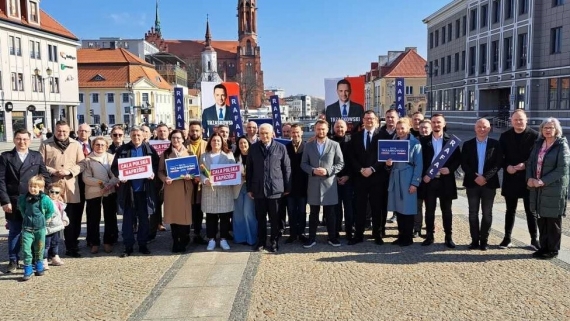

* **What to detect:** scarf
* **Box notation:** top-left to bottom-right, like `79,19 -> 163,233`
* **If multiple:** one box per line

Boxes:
188,139 -> 203,158
26,192 -> 42,203
54,137 -> 71,152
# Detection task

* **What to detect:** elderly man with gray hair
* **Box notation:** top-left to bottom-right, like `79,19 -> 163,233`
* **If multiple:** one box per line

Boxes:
246,123 -> 291,253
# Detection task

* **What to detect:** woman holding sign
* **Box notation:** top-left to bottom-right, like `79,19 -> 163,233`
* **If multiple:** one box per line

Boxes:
200,133 -> 237,251
386,118 -> 423,247
233,136 -> 257,246
158,129 -> 195,253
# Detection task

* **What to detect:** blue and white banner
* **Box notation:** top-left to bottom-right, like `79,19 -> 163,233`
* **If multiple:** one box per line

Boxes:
395,78 -> 406,117
270,95 -> 283,138
378,140 -> 409,162
229,95 -> 244,137
174,87 -> 184,130
425,135 -> 461,179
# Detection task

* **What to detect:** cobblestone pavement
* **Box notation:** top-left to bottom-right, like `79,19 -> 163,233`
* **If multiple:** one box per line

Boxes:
245,215 -> 570,321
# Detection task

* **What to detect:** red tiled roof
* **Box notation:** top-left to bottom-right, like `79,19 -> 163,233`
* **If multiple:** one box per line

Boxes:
163,40 -> 238,59
0,9 -> 78,40
78,48 -> 152,66
188,89 -> 199,96
382,50 -> 427,78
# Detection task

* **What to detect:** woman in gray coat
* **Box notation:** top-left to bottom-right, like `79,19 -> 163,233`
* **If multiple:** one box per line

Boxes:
526,117 -> 570,259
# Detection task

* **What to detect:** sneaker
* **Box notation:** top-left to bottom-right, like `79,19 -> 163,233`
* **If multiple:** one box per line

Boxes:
303,239 -> 316,248
51,255 -> 64,266
43,258 -> 50,270
499,238 -> 511,249
206,239 -> 216,251
328,239 -> 341,247
530,239 -> 540,251
388,215 -> 397,223
5,260 -> 18,273
220,239 -> 231,251
22,264 -> 33,281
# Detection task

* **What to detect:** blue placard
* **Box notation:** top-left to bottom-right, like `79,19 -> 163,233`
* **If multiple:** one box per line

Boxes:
274,138 -> 292,145
270,95 -> 283,137
165,155 -> 200,180
174,87 -> 185,130
378,140 -> 409,162
425,134 -> 462,179
395,78 -> 406,117
229,95 -> 244,137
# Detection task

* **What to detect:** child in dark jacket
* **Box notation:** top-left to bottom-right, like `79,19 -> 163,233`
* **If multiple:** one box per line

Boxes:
18,175 -> 54,281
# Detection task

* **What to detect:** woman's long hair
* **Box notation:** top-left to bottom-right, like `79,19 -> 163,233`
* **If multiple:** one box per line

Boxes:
205,132 -> 230,154
163,129 -> 185,159
233,136 -> 250,164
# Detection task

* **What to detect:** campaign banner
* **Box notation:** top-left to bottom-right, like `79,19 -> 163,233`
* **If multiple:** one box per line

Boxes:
395,78 -> 406,117
210,163 -> 241,186
270,95 -> 283,138
378,140 -> 409,162
118,156 -> 153,180
229,95 -> 244,137
425,135 -> 462,179
165,155 -> 200,180
149,140 -> 170,156
200,81 -> 240,138
275,138 -> 292,145
324,76 -> 365,135
174,87 -> 185,130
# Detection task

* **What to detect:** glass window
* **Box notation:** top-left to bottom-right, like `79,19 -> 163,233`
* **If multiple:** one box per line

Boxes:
79,93 -> 84,103
78,115 -> 85,124
519,0 -> 529,15
107,93 -> 114,103
11,72 -> 17,90
17,73 -> 23,91
560,78 -> 569,110
448,23 -> 452,41
505,0 -> 514,19
92,93 -> 99,103
518,33 -> 528,68
30,40 -> 35,58
480,43 -> 487,74
109,115 -> 116,124
492,0 -> 501,23
469,46 -> 476,75
29,2 -> 38,23
481,4 -> 488,28
442,26 -> 446,44
457,89 -> 464,110
470,9 -> 478,31
9,36 -> 15,55
455,19 -> 460,38
517,86 -> 526,109
548,78 -> 558,110
455,52 -> 460,72
491,41 -> 499,72
122,93 -> 130,103
504,37 -> 513,70
551,27 -> 562,54
435,30 -> 439,47
468,90 -> 475,111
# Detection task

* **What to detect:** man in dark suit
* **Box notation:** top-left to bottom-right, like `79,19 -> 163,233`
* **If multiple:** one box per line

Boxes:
325,79 -> 364,136
461,118 -> 503,250
419,114 -> 461,248
285,124 -> 308,244
201,84 -> 233,138
0,128 -> 51,272
498,109 -> 539,250
246,123 -> 291,253
347,110 -> 388,245
331,119 -> 354,240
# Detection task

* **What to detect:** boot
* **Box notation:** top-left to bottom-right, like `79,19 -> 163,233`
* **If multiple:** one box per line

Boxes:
35,260 -> 45,276
22,264 -> 33,281
445,234 -> 456,249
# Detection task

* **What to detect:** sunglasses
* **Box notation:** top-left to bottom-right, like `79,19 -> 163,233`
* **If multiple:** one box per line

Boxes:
49,190 -> 60,194
112,134 -> 124,137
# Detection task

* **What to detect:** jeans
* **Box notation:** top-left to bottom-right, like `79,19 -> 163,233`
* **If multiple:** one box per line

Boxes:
44,232 -> 61,259
466,186 -> 496,243
504,195 -> 538,239
287,196 -> 307,237
7,219 -> 22,262
233,185 -> 258,245
336,182 -> 354,236
122,192 -> 150,248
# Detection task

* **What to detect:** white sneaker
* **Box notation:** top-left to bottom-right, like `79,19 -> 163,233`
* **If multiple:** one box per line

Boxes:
206,239 -> 216,251
51,255 -> 64,266
43,258 -> 49,270
220,239 -> 231,251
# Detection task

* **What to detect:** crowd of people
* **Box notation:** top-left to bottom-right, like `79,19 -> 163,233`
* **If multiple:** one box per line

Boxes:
1,108 -> 568,281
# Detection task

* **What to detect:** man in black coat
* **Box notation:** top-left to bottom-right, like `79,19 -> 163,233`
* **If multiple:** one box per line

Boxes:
331,119 -> 354,240
498,109 -> 539,249
461,118 -> 503,250
246,123 -> 291,252
419,114 -> 461,248
285,124 -> 308,243
0,129 -> 51,272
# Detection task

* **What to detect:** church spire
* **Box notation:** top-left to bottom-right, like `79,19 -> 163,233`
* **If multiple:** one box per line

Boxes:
205,15 -> 212,49
154,0 -> 161,36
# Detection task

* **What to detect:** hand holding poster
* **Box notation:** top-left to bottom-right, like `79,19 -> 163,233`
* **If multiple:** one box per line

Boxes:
209,164 -> 241,186
165,155 -> 200,180
149,140 -> 170,156
118,156 -> 153,180
378,140 -> 409,162
425,135 -> 462,179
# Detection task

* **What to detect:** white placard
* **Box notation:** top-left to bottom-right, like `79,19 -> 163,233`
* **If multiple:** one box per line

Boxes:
209,163 -> 241,186
117,156 -> 153,180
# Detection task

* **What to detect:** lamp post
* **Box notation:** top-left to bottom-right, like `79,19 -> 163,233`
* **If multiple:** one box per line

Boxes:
424,64 -> 439,117
34,67 -> 53,129
125,82 -> 134,128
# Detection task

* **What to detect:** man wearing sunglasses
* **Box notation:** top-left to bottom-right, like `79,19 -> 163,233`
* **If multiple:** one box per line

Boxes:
109,126 -> 125,154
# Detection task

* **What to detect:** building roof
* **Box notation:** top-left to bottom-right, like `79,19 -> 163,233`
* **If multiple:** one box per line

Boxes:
78,48 -> 172,90
0,9 -> 78,40
382,49 -> 427,78
163,40 -> 238,59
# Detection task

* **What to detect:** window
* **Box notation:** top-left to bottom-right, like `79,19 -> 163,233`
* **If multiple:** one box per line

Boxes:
462,16 -> 467,36
123,115 -> 130,124
15,37 -> 21,56
468,90 -> 475,111
78,115 -> 85,124
440,57 -> 445,75
549,78 -> 558,109
561,78 -> 570,110
456,89 -> 464,110
419,86 -> 426,94
470,9 -> 478,31
29,1 -> 38,23
35,41 -> 40,59
17,73 -> 23,91
79,93 -> 84,103
50,78 -> 59,93
448,23 -> 452,41
481,4 -> 488,28
518,33 -> 527,68
9,36 -> 14,55
405,86 -> 414,95
491,40 -> 499,72
142,93 -> 149,102
455,19 -> 461,38
30,40 -> 35,58
519,0 -> 528,15
504,37 -> 513,70
492,0 -> 501,23
435,30 -> 439,47
551,27 -> 562,54
553,0 -> 565,6
447,55 -> 452,73
107,93 -> 114,103
31,74 -> 39,92
8,0 -> 19,17
462,50 -> 466,70
455,52 -> 460,71
517,86 -> 526,109
108,115 -> 116,124
442,26 -> 446,44
505,0 -> 514,19
93,115 -> 101,124
11,72 -> 17,90
122,93 -> 130,103
480,43 -> 487,73
469,46 -> 476,75
48,44 -> 58,62
92,93 -> 99,103
434,60 -> 439,76
429,32 -> 433,49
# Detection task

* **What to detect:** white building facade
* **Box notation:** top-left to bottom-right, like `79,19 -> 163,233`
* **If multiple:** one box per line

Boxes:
81,38 -> 159,59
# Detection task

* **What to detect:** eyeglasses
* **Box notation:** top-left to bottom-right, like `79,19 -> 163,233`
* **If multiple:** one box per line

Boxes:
49,190 -> 60,195
543,127 -> 555,131
77,130 -> 89,133
171,137 -> 183,140
93,143 -> 106,147
112,134 -> 124,137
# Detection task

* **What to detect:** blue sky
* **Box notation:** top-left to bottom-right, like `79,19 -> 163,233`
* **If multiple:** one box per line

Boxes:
43,0 -> 450,98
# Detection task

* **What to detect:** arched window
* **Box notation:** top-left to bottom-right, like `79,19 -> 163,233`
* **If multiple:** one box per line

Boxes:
246,40 -> 253,55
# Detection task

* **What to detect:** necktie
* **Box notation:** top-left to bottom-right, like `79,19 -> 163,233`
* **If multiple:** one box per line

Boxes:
366,131 -> 372,151
219,109 -> 223,120
342,104 -> 347,117
83,143 -> 89,157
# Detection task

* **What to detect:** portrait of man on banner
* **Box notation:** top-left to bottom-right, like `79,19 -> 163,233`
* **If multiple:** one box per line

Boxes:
201,82 -> 241,138
324,76 -> 365,135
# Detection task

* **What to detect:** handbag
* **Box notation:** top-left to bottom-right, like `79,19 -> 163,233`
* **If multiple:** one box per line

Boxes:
46,212 -> 65,235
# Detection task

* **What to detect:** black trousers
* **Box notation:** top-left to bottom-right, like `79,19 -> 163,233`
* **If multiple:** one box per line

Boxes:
149,194 -> 164,239
424,179 -> 453,237
309,205 -> 336,240
255,198 -> 280,246
504,194 -> 538,239
414,198 -> 424,232
192,203 -> 204,235
396,212 -> 415,243
538,216 -> 562,253
378,180 -> 389,234
278,196 -> 288,231
85,193 -> 118,246
466,186 -> 496,243
206,212 -> 231,239
354,181 -> 382,240
170,224 -> 190,249
64,202 -> 84,252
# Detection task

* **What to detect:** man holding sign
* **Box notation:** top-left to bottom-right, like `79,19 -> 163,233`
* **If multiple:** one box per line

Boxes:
111,126 -> 159,257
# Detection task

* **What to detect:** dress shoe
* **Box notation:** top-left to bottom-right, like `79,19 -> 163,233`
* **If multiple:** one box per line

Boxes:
65,250 -> 81,258
374,238 -> 384,245
270,241 -> 279,253
530,238 -> 540,251
468,242 -> 479,250
391,238 -> 401,245
158,224 -> 167,231
298,235 -> 309,243
120,247 -> 133,258
479,243 -> 489,251
193,235 -> 209,245
445,236 -> 456,249
399,239 -> 413,247
285,235 -> 297,244
103,244 -> 113,253
347,237 -> 363,245
532,249 -> 546,258
252,243 -> 265,252
422,236 -> 434,246
540,251 -> 558,260
90,246 -> 99,254
498,237 -> 511,249
139,246 -> 151,255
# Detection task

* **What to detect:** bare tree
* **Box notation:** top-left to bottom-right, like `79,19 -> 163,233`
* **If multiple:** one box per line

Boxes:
184,57 -> 202,89
237,72 -> 261,108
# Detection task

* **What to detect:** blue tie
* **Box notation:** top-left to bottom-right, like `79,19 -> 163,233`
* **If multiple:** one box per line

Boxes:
342,104 -> 347,117
218,108 -> 223,120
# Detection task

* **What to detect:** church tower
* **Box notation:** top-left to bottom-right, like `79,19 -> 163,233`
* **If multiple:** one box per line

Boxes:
237,0 -> 264,108
200,17 -> 222,82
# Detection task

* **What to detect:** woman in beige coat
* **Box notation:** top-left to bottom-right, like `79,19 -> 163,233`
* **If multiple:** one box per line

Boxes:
158,129 -> 195,253
82,137 -> 119,254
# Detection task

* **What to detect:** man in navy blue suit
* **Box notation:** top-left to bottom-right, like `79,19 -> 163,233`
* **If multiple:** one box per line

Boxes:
201,84 -> 234,138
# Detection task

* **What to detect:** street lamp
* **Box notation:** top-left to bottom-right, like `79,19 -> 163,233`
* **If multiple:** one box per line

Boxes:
34,67 -> 53,129
424,64 -> 438,117
125,82 -> 134,128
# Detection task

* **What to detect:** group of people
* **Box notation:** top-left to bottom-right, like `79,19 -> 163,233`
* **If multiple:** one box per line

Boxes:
1,108 -> 568,281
